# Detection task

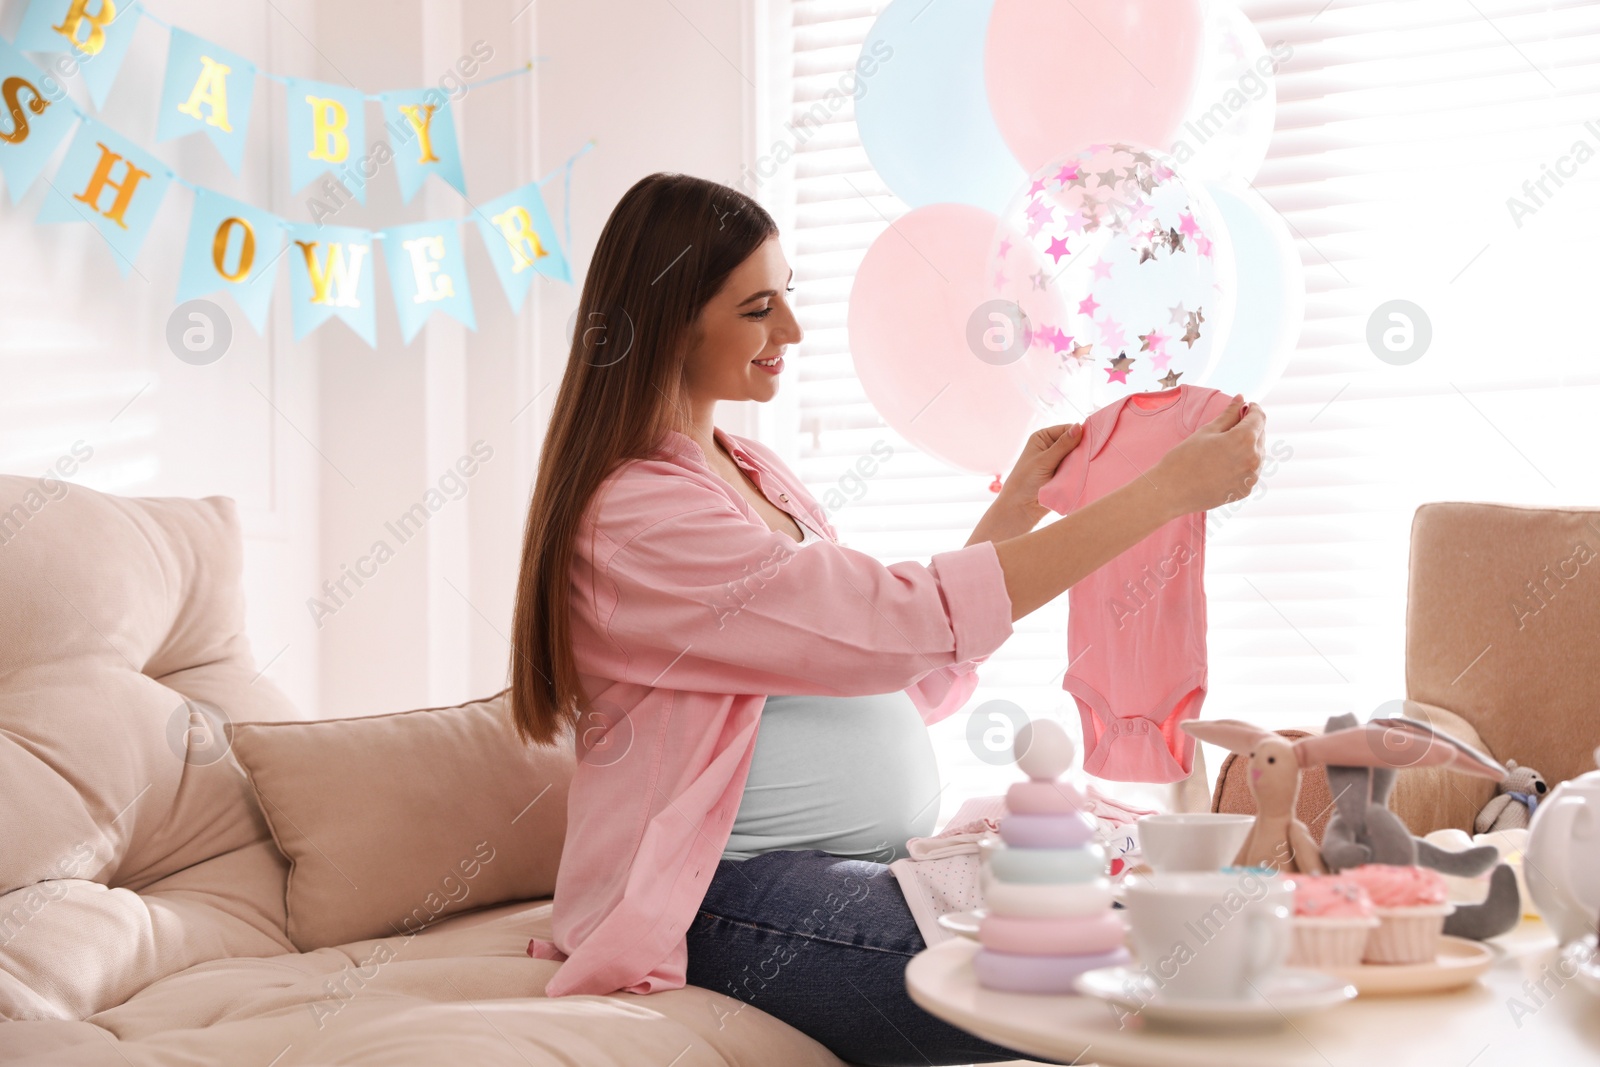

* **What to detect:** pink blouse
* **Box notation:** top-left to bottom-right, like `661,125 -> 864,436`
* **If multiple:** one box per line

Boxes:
525,425 -> 1015,996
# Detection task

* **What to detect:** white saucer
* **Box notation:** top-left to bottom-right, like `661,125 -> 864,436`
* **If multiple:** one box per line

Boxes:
1313,935 -> 1495,996
936,909 -> 985,939
1073,965 -> 1356,1030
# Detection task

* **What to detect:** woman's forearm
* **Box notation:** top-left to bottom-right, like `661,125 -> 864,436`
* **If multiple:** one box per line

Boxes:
991,474 -> 1182,621
966,490 -> 1044,547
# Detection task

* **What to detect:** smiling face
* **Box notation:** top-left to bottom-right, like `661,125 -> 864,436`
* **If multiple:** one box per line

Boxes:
680,235 -> 803,407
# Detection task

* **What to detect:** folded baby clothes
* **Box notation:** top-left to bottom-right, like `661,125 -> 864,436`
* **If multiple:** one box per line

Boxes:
1038,384 -> 1234,784
905,815 -> 1003,861
1082,781 -> 1158,829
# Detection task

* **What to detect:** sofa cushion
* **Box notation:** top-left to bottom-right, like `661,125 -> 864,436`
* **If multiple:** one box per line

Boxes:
0,476 -> 307,894
0,899 -> 848,1067
0,476 -> 307,1020
0,841 -> 295,1021
1407,502 -> 1600,790
229,691 -> 575,951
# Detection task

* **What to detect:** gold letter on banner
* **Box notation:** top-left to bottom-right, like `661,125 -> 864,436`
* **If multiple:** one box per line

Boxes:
396,104 -> 440,164
51,0 -> 116,56
305,96 -> 349,163
177,57 -> 234,132
72,143 -> 149,231
402,236 -> 454,302
490,206 -> 547,273
294,240 -> 366,307
1,76 -> 52,145
212,217 -> 255,282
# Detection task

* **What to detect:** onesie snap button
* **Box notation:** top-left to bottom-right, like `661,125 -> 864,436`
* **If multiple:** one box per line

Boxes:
1109,722 -> 1120,735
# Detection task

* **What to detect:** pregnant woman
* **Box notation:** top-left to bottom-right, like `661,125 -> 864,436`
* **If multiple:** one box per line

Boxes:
512,172 -> 1264,1066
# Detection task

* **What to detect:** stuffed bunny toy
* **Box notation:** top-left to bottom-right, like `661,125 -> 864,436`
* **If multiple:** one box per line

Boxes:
1318,712 -> 1504,875
1183,715 -> 1507,876
1319,712 -> 1521,940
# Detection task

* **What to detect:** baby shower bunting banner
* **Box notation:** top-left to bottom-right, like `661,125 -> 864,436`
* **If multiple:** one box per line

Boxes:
378,88 -> 468,204
286,222 -> 377,346
176,187 -> 284,333
17,0 -> 487,197
37,114 -> 173,277
157,26 -> 255,173
286,76 -> 369,204
476,178 -> 572,312
14,0 -> 142,110
380,219 -> 475,343
0,35 -> 78,200
0,2 -> 590,348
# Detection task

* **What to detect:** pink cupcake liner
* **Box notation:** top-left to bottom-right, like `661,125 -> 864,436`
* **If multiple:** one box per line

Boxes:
1289,916 -> 1380,968
1362,904 -> 1455,965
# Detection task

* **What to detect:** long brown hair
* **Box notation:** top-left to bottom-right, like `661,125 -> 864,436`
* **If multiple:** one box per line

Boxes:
509,172 -> 779,747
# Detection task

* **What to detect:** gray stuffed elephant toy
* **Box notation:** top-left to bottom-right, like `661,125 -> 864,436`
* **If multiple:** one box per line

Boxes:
1319,712 -> 1521,941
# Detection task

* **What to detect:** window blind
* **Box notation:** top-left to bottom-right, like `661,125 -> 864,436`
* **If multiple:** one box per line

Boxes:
766,0 -> 1600,826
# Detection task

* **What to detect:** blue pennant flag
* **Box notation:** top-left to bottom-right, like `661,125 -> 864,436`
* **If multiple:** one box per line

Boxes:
378,89 -> 465,203
473,179 -> 570,313
284,77 -> 366,206
285,222 -> 375,346
177,187 -> 284,335
0,36 -> 80,203
379,219 -> 476,343
16,0 -> 143,111
37,115 -> 173,276
156,27 -> 255,174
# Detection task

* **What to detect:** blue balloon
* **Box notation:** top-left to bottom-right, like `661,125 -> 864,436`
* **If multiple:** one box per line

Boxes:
1195,178 -> 1305,399
855,0 -> 1026,213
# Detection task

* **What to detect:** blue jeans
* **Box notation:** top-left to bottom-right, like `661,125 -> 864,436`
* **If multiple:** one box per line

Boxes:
684,849 -> 1070,1066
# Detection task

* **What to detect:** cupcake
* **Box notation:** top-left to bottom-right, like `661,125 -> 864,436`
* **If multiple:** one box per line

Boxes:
1339,864 -> 1454,964
1287,874 -> 1380,968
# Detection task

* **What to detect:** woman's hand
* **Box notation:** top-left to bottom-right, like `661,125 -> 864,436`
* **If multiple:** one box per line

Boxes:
989,396 -> 1266,621
1004,422 -> 1087,525
967,422 -> 1085,545
1151,395 -> 1265,516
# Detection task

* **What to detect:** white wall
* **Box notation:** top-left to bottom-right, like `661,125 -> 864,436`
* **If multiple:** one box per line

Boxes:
0,0 -> 764,719
311,0 -> 763,717
0,0 -> 325,714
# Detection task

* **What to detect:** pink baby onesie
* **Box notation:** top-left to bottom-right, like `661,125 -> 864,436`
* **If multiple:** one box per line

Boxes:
1037,384 -> 1232,783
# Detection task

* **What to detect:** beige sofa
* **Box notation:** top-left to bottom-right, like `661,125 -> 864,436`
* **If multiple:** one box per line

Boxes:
0,476 -> 846,1066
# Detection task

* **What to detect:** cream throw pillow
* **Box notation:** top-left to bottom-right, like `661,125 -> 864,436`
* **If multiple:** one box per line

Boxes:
228,690 -> 574,951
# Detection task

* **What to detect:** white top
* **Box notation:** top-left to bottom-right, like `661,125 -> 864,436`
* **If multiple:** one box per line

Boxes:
792,515 -> 825,546
719,509 -> 943,863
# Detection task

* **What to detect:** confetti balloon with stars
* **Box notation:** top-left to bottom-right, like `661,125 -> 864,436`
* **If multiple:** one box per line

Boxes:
986,142 -> 1236,416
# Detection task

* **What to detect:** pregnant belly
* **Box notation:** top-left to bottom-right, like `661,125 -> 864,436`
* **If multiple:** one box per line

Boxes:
722,690 -> 942,864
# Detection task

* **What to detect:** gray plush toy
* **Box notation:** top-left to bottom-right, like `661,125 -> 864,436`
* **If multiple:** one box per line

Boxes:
1475,759 -> 1547,834
1319,712 -> 1521,941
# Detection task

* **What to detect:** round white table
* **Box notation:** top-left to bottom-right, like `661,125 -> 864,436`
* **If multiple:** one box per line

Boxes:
905,919 -> 1600,1067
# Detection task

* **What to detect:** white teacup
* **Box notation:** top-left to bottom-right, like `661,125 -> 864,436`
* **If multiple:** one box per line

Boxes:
1137,813 -> 1254,873
1120,870 -> 1293,1001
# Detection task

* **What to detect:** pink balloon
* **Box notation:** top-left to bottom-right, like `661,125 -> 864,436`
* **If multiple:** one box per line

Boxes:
848,204 -> 1036,475
985,0 -> 1206,175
